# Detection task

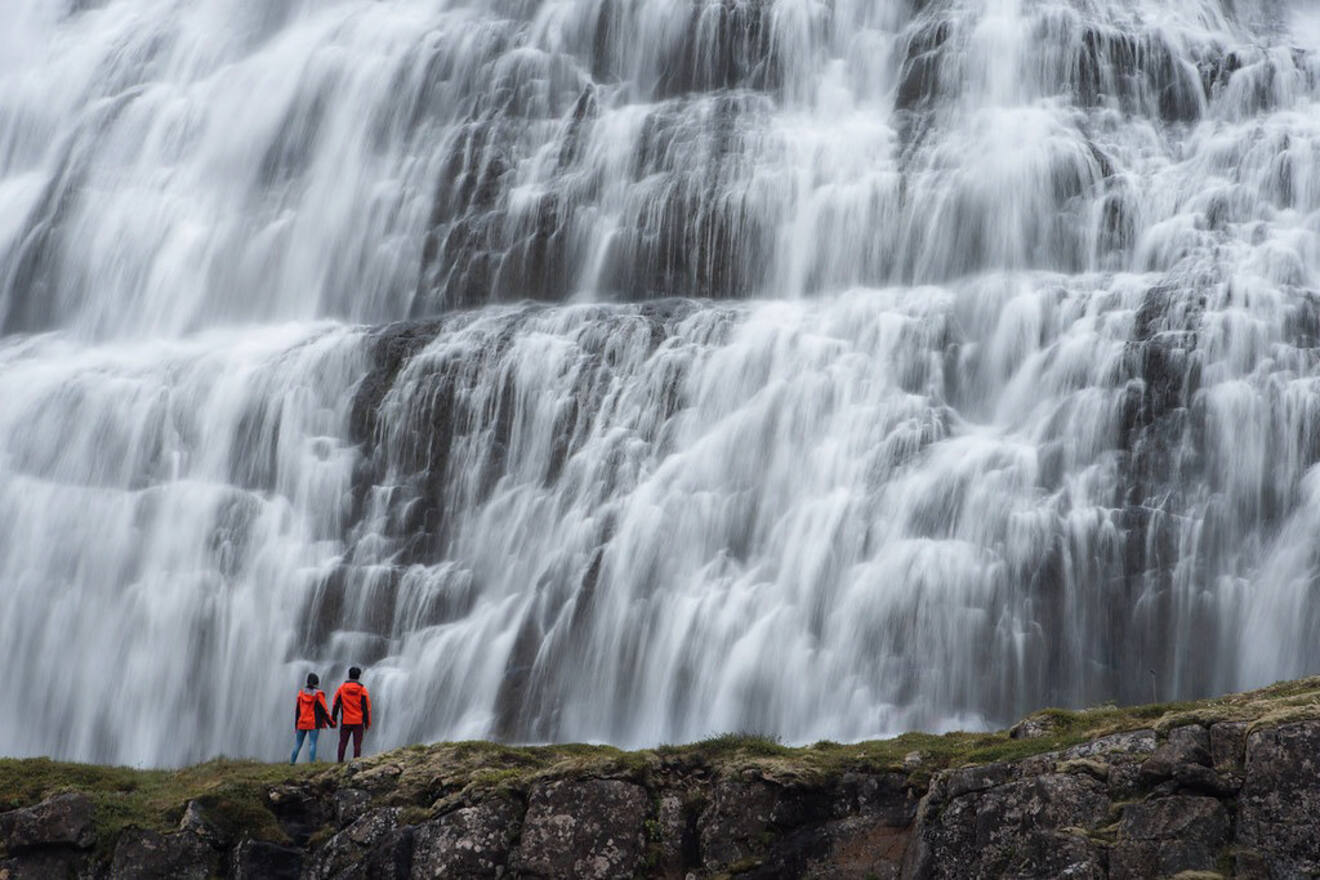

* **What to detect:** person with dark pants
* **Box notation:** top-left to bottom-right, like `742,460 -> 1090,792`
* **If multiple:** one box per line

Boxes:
332,666 -> 372,762
291,673 -> 334,763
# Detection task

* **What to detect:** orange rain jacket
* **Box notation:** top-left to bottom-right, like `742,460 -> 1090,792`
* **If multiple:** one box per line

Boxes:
295,688 -> 333,731
332,680 -> 373,728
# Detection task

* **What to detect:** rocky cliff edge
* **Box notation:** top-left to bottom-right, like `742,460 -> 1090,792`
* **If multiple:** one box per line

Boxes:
4,677 -> 1320,879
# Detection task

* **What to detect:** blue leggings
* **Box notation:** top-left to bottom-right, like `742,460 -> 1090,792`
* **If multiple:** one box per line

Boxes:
290,728 -> 320,763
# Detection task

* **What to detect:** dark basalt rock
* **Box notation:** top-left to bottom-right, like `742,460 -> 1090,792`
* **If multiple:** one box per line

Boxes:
230,838 -> 302,880
1210,720 -> 1249,772
412,797 -> 522,879
14,717 -> 1320,880
1139,725 -> 1212,783
1110,796 -> 1230,880
510,779 -> 650,880
0,849 -> 88,880
698,779 -> 779,871
1239,722 -> 1320,877
109,829 -> 219,880
910,771 -> 1111,880
358,827 -> 415,880
333,789 -> 372,828
266,783 -> 333,847
304,807 -> 402,880
0,792 -> 95,852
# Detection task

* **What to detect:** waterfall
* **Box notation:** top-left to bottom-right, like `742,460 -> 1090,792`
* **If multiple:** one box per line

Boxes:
1,0 -> 1319,766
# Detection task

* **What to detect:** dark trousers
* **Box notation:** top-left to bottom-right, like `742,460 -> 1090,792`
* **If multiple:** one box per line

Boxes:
337,724 -> 364,762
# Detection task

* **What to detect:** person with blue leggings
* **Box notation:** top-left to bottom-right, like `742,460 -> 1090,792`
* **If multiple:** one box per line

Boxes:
291,672 -> 334,763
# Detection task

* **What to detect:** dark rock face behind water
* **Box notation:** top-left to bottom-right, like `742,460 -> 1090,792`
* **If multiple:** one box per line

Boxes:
6,717 -> 1320,880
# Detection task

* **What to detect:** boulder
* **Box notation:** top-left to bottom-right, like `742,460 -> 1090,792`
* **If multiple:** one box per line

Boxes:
1008,716 -> 1054,740
0,851 -> 87,879
511,779 -> 650,880
1107,760 -> 1145,800
1017,729 -> 1156,777
654,791 -> 693,873
1239,721 -> 1320,877
347,808 -> 400,847
1167,725 -> 1211,757
941,763 -> 1016,800
844,773 -> 919,827
305,808 -> 401,880
334,789 -> 372,828
698,780 -> 778,871
359,828 -> 415,880
1062,729 -> 1157,761
910,772 -> 1110,879
1210,721 -> 1248,772
411,797 -> 521,879
1139,727 -> 1214,790
1109,796 -> 1230,880
177,800 -> 224,847
266,784 -> 332,846
742,815 -> 913,880
109,829 -> 218,880
354,764 -> 404,794
0,793 -> 95,851
230,839 -> 302,880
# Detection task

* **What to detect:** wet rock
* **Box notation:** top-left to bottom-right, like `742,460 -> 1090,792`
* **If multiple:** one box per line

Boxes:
230,838 -> 302,880
411,797 -> 521,879
511,779 -> 649,880
109,829 -> 218,880
1110,796 -> 1230,880
1239,721 -> 1320,877
0,792 -> 95,851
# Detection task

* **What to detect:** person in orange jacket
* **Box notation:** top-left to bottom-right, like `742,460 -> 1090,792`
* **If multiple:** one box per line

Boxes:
332,666 -> 373,762
290,673 -> 334,764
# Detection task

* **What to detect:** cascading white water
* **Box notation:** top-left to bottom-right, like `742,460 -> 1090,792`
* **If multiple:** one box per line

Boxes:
1,0 -> 1318,766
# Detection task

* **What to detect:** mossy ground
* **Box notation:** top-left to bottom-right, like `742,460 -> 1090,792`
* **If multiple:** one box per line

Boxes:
4,676 -> 1319,853
0,758 -> 322,854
